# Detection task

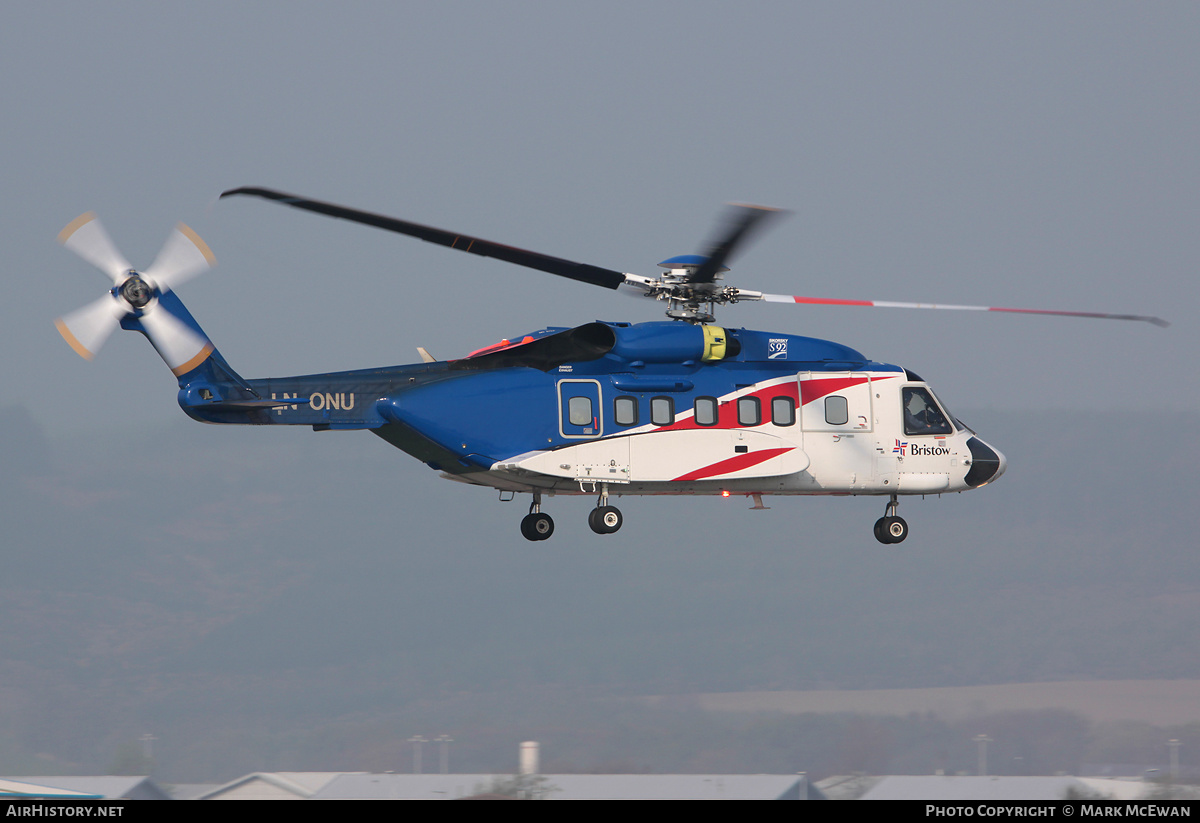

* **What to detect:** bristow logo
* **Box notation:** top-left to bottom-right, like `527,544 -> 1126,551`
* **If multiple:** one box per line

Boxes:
768,338 -> 788,360
909,443 -> 951,456
893,439 -> 907,456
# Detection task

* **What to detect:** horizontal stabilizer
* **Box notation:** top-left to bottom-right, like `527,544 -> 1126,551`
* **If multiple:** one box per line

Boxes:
196,398 -> 312,411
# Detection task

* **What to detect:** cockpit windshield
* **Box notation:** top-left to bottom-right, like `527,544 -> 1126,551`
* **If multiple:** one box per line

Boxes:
925,387 -> 973,433
903,386 -> 953,436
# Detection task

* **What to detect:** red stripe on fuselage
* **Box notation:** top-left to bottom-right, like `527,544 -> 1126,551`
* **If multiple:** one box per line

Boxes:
671,447 -> 794,482
657,380 -> 799,433
799,373 -> 898,406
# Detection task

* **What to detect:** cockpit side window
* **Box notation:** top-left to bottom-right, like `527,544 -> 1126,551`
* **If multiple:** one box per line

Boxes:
902,387 -> 952,436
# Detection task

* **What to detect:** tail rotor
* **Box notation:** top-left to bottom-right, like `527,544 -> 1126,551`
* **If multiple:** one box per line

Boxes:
55,212 -> 217,372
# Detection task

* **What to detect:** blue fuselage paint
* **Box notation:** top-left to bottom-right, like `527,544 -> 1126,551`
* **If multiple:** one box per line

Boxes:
175,321 -> 901,468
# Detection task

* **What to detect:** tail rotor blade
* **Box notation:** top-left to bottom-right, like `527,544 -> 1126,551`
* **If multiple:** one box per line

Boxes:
138,299 -> 213,375
54,293 -> 128,359
58,212 -> 133,284
142,223 -> 216,292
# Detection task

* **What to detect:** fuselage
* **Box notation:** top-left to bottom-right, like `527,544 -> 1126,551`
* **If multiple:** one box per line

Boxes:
177,320 -> 1006,499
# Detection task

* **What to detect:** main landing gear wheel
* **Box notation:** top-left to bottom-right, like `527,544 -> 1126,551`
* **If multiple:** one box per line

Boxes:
521,512 -> 554,541
874,515 -> 908,544
588,505 -> 623,535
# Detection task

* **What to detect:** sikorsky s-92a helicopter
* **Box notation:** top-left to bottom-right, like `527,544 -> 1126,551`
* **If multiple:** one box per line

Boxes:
54,188 -> 1167,543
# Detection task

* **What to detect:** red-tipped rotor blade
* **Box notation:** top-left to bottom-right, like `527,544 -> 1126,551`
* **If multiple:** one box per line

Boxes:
760,293 -> 1168,327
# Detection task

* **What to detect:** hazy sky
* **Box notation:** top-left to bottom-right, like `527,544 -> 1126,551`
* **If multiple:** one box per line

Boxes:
4,1 -> 1195,438
3,4 -> 1199,777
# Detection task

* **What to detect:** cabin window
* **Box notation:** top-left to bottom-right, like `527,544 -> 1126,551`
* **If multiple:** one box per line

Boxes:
902,387 -> 952,435
614,396 -> 638,427
825,395 -> 848,426
772,396 -> 796,426
568,396 -> 593,427
737,396 -> 761,427
694,396 -> 718,426
650,396 -> 674,427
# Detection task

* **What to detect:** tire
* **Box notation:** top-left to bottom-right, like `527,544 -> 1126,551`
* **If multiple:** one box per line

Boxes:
589,506 -> 623,535
521,512 -> 554,541
874,517 -> 891,544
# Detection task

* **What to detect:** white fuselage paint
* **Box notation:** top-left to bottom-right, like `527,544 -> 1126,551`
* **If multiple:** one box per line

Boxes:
487,372 -> 979,497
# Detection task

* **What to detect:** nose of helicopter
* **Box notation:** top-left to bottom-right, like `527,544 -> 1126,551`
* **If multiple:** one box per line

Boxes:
965,436 -> 1006,487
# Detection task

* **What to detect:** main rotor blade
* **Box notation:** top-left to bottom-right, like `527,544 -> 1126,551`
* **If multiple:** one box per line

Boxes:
759,293 -> 1169,327
691,204 -> 786,284
143,223 -> 216,292
220,187 -> 628,290
58,212 -> 133,284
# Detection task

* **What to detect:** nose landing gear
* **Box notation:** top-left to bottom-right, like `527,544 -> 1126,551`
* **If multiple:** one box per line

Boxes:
874,494 -> 908,544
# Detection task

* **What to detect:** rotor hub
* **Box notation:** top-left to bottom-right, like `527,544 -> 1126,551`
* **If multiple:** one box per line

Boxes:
119,272 -> 153,308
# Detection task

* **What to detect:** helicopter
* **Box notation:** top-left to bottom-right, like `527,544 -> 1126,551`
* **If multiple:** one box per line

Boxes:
54,188 -> 1168,543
